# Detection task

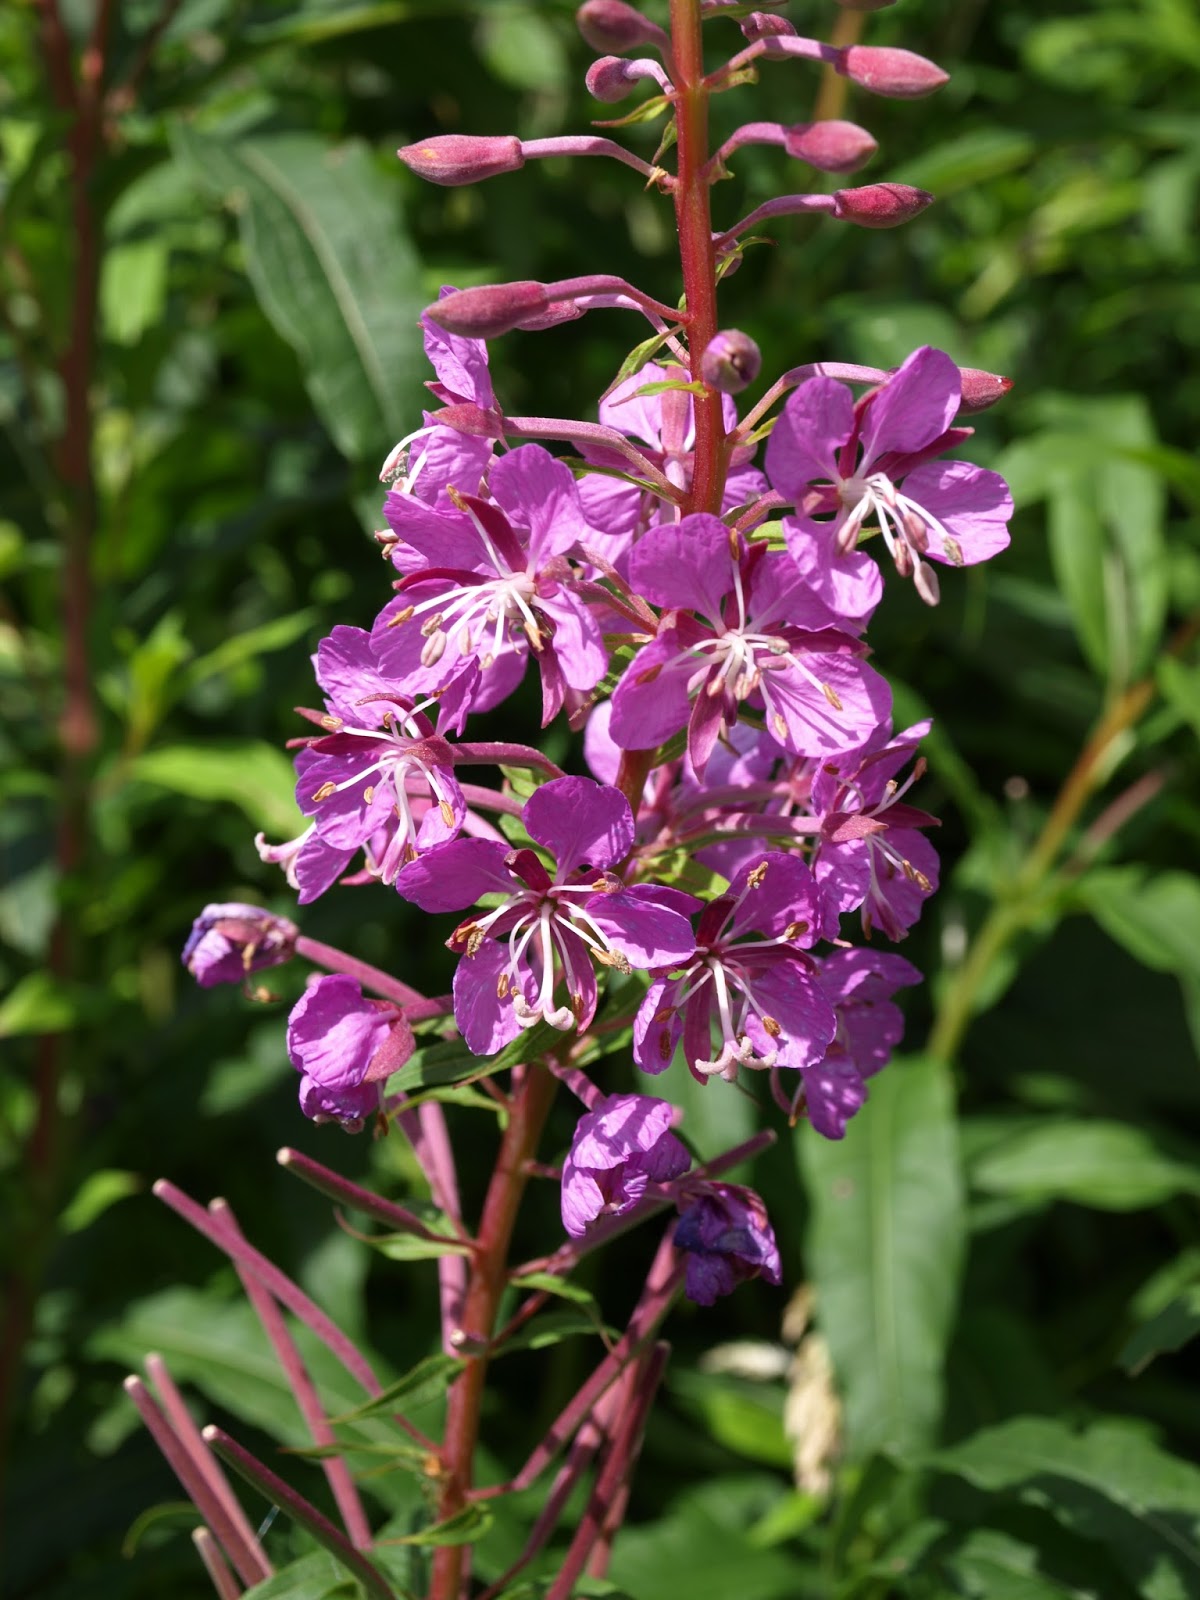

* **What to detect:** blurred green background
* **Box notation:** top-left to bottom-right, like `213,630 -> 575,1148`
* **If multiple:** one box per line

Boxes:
3,1 -> 1200,1596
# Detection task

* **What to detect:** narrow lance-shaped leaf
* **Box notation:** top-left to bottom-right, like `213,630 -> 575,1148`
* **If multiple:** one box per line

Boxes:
797,1054 -> 965,1459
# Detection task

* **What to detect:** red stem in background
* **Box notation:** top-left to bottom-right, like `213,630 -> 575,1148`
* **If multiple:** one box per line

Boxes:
670,0 -> 724,516
0,0 -> 110,1527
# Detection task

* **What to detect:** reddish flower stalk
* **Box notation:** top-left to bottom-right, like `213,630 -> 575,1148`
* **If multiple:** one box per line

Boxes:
123,1376 -> 271,1589
214,1199 -> 374,1551
202,1425 -> 394,1600
191,1528 -> 242,1600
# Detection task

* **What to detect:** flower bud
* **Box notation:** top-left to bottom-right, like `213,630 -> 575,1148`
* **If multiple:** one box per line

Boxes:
586,54 -> 647,102
784,119 -> 877,175
957,367 -> 1014,414
183,903 -> 298,988
700,330 -> 762,394
840,44 -> 949,98
424,280 -> 550,339
740,11 -> 797,39
432,402 -> 506,437
397,134 -> 524,187
832,182 -> 933,228
577,0 -> 664,54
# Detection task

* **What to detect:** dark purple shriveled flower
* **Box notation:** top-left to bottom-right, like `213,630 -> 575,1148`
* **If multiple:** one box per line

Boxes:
286,974 -> 414,1128
610,516 -> 892,774
561,1093 -> 691,1238
395,777 -> 697,1055
376,445 -> 607,725
635,851 -> 836,1084
766,346 -> 1013,610
675,1183 -> 782,1305
182,903 -> 298,988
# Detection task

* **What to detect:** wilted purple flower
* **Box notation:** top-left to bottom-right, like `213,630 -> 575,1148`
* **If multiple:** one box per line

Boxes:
375,445 -> 607,724
182,903 -> 298,988
286,974 -> 414,1128
674,1182 -> 782,1305
776,947 -> 921,1137
561,1093 -> 691,1237
809,720 -> 940,939
766,346 -> 1012,608
635,851 -> 836,1083
609,516 -> 892,774
395,777 -> 697,1054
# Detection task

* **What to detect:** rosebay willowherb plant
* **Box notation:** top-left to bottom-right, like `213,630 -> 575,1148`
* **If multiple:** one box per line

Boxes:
132,3 -> 1014,1596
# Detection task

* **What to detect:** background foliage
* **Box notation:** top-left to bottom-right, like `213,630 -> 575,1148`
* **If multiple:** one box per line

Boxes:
3,0 -> 1199,1595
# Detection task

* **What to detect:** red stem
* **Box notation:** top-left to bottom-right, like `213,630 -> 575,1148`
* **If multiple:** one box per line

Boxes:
429,1062 -> 558,1600
669,0 -> 724,516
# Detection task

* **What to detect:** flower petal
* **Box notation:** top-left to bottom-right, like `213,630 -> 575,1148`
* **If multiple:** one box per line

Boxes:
857,346 -> 960,469
765,375 -> 855,499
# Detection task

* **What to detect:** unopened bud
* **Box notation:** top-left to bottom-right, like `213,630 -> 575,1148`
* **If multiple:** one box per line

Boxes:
740,11 -> 797,39
840,45 -> 949,98
577,0 -> 664,54
832,182 -> 933,228
701,330 -> 762,394
784,120 -> 877,175
424,281 -> 550,339
586,54 -> 648,101
433,402 -> 506,438
397,134 -> 524,187
957,368 -> 1014,414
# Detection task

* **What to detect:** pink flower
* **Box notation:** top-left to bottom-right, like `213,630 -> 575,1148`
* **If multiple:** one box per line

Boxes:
561,1094 -> 691,1237
765,345 -> 1012,608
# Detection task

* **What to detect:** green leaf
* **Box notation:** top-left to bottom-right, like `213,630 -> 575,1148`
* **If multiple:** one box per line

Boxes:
936,1526 -> 1098,1599
933,1417 -> 1200,1600
378,1501 -> 491,1548
1075,867 -> 1200,982
59,1169 -> 141,1234
172,127 -> 423,464
797,1055 -> 965,1459
1121,1285 -> 1200,1374
0,971 -> 79,1038
328,1352 -> 462,1423
360,1230 -> 473,1263
508,1272 -> 600,1309
243,1550 -> 358,1600
183,608 -> 318,692
491,1308 -> 609,1357
668,1369 -> 793,1470
971,1119 -> 1200,1211
100,238 -> 168,346
125,740 -> 302,836
630,378 -> 707,399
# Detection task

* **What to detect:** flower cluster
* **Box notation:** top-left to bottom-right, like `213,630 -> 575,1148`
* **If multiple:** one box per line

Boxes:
184,2 -> 1013,1323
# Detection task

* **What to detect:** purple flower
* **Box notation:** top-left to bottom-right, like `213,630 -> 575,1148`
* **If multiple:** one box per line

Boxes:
634,852 -> 836,1083
776,947 -> 921,1137
610,515 -> 892,775
674,1183 -> 782,1305
294,626 -> 468,891
182,903 -> 298,988
577,363 -> 768,564
765,346 -> 1013,608
395,776 -> 697,1055
809,720 -> 940,939
375,445 -> 607,724
379,288 -> 497,509
561,1093 -> 691,1238
286,974 -> 414,1128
